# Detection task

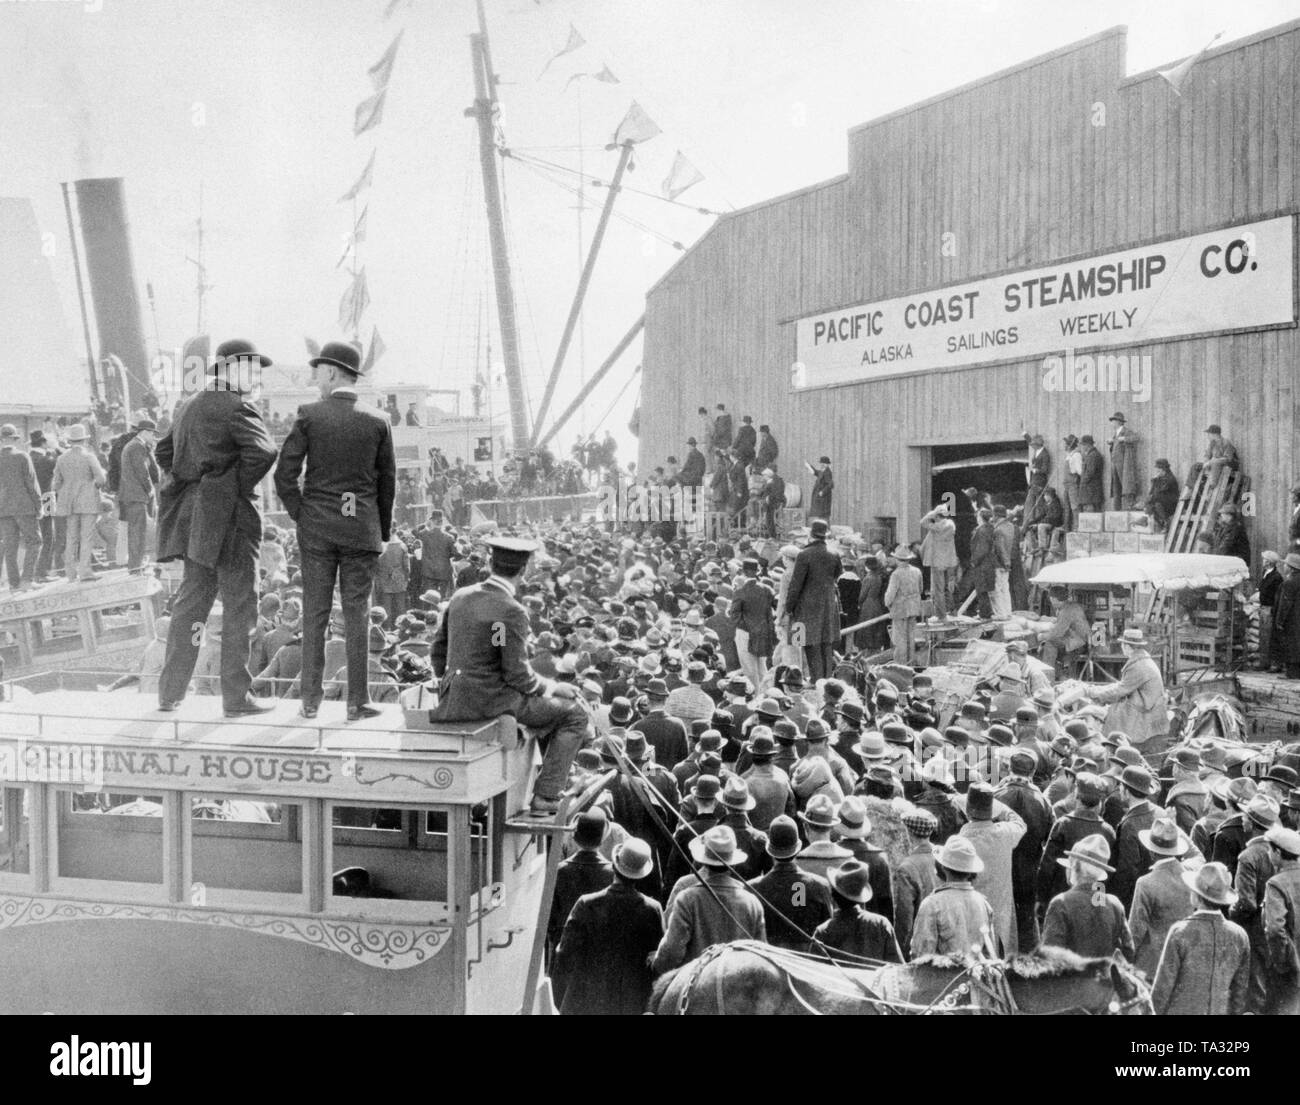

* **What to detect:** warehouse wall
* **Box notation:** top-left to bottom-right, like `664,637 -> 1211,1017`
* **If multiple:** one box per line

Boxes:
641,23 -> 1300,561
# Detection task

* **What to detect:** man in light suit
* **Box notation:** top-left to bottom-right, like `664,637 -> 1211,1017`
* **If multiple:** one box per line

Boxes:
156,340 -> 279,716
274,341 -> 397,721
429,534 -> 589,812
118,416 -> 160,570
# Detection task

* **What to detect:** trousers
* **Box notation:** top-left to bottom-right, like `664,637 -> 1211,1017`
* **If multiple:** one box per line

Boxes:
992,568 -> 1012,617
734,628 -> 769,688
515,693 -> 590,800
63,514 -> 97,581
122,501 -> 150,569
803,642 -> 834,681
0,514 -> 41,587
158,544 -> 259,709
929,566 -> 958,618
299,533 -> 379,709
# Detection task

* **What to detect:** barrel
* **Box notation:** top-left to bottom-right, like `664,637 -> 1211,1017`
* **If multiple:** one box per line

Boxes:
783,483 -> 803,508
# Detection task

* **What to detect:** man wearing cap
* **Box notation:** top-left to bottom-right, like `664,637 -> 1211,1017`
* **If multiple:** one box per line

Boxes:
653,825 -> 766,973
1112,764 -> 1163,909
1263,826 -> 1300,1014
1037,772 -> 1115,912
275,341 -> 397,721
740,728 -> 795,831
728,557 -> 775,689
552,838 -> 664,1015
664,774 -> 725,890
431,535 -> 590,813
809,456 -> 833,522
1273,551 -> 1300,679
1023,432 -> 1051,521
910,837 -> 998,959
632,678 -> 691,771
414,511 -> 457,600
547,809 -> 614,957
892,812 -> 938,958
786,519 -> 842,681
995,751 -> 1052,951
1228,796 -> 1280,1012
1209,502 -> 1250,564
672,728 -> 727,791
1144,458 -> 1180,533
155,340 -> 279,716
748,815 -> 833,951
679,437 -> 706,488
1041,834 -> 1135,961
1162,749 -> 1207,834
1082,628 -> 1167,746
1151,863 -> 1250,1016
914,758 -> 966,845
0,424 -> 44,591
1189,423 -> 1240,495
117,417 -> 160,571
1128,818 -> 1195,978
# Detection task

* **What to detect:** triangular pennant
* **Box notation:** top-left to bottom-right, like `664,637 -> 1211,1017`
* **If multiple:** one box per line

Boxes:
662,150 -> 704,201
368,29 -> 404,91
338,150 -> 376,203
352,206 -> 369,246
354,89 -> 388,136
593,64 -> 619,84
1158,31 -> 1223,96
361,326 -> 386,374
539,23 -> 585,78
613,101 -> 661,146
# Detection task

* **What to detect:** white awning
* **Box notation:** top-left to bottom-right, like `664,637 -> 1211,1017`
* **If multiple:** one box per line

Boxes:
1032,553 -> 1250,592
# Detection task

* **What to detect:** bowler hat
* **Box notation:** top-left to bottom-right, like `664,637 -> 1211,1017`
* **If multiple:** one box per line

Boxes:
309,340 -> 363,375
819,455 -> 831,465
745,731 -> 777,760
720,776 -> 756,811
573,808 -> 608,848
28,430 -> 45,446
837,701 -> 866,727
613,838 -> 654,880
1121,765 -> 1159,798
754,697 -> 782,719
691,774 -> 722,803
608,696 -> 634,725
624,732 -> 651,764
1109,411 -> 1126,423
214,337 -> 272,369
828,860 -> 874,903
1205,423 -> 1222,435
645,677 -> 669,698
1184,861 -> 1236,907
986,723 -> 1015,748
767,815 -> 802,859
772,720 -> 800,744
881,721 -> 911,746
809,519 -> 830,539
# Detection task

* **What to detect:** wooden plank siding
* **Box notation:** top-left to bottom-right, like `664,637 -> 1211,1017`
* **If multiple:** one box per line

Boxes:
641,24 -> 1300,560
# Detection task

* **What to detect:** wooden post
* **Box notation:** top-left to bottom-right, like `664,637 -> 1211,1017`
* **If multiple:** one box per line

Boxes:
530,143 -> 635,447
535,323 -> 643,452
449,804 -> 471,1016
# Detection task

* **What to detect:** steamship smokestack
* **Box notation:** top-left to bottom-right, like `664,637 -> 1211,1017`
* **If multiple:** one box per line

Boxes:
73,177 -> 149,412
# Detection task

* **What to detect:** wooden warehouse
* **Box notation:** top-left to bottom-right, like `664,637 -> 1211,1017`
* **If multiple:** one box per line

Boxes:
639,22 -> 1300,560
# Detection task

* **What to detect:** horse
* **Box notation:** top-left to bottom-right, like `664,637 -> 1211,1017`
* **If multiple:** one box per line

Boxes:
648,942 -> 1151,1016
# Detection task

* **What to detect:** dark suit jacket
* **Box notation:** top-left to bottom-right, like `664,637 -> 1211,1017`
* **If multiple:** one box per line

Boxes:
632,711 -> 690,771
1113,800 -> 1158,908
155,390 -> 278,568
429,578 -> 546,720
0,448 -> 41,517
679,447 -> 706,487
548,849 -> 614,952
118,435 -> 159,505
274,391 -> 396,552
552,882 -> 664,1015
417,524 -> 457,581
728,577 -> 775,655
750,861 -> 833,951
785,540 -> 842,645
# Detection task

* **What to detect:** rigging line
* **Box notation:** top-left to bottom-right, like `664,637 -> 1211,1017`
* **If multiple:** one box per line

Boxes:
504,148 -> 719,216
508,157 -> 678,247
583,363 -> 641,439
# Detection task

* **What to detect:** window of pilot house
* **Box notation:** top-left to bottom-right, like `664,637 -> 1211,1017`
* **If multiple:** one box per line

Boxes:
189,795 -> 302,904
57,790 -> 165,893
329,803 -> 463,909
0,787 -> 32,878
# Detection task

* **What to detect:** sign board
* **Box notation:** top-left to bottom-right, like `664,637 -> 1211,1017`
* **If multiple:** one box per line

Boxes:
793,216 -> 1296,388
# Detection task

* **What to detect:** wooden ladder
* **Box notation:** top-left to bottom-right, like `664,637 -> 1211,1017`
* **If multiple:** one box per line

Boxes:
1143,466 -> 1248,626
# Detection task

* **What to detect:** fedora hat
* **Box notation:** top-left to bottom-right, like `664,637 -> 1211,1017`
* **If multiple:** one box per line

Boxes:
834,796 -> 873,839
1119,628 -> 1149,649
828,860 -> 874,903
766,815 -> 801,860
133,417 -> 157,432
689,824 -> 747,868
721,776 -> 756,811
1138,817 -> 1190,857
1184,861 -> 1236,907
309,339 -> 363,376
1060,833 -> 1115,875
608,696 -> 635,725
1266,764 -> 1299,789
799,793 -> 838,829
853,731 -> 889,761
691,774 -> 722,803
782,666 -> 806,688
937,836 -> 984,875
1244,795 -> 1280,830
613,838 -> 654,880
745,731 -> 777,760
891,544 -> 916,560
64,423 -> 89,443
772,719 -> 800,745
213,337 -> 272,369
1266,825 -> 1300,857
881,721 -> 911,747
754,697 -> 782,719
836,701 -> 866,727
624,732 -> 651,764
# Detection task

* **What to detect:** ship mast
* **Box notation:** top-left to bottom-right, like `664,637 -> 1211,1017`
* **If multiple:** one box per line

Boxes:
466,0 -> 530,456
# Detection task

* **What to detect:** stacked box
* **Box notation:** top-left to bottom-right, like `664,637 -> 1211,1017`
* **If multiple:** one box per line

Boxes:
1129,511 -> 1155,533
1104,511 -> 1130,532
1138,534 -> 1166,553
1089,532 -> 1115,553
1077,513 -> 1103,533
1065,531 -> 1091,558
1113,532 -> 1142,553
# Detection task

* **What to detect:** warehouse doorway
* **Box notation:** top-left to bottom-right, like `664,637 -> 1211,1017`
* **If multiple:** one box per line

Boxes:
929,440 -> 1028,561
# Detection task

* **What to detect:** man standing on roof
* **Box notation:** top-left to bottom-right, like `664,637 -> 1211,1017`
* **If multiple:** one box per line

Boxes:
429,534 -> 590,814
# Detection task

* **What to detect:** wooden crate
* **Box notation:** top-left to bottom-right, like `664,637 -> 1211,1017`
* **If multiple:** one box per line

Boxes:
1237,673 -> 1300,740
1177,630 -> 1244,671
1076,513 -> 1104,533
1104,511 -> 1130,532
1089,532 -> 1114,554
1065,531 -> 1091,559
1113,532 -> 1142,553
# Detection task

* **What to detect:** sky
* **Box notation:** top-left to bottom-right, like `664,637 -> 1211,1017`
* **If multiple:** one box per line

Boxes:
4,0 -> 1299,457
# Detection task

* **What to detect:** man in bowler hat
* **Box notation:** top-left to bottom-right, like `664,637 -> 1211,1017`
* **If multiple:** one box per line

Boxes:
274,341 -> 397,720
156,339 -> 279,715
